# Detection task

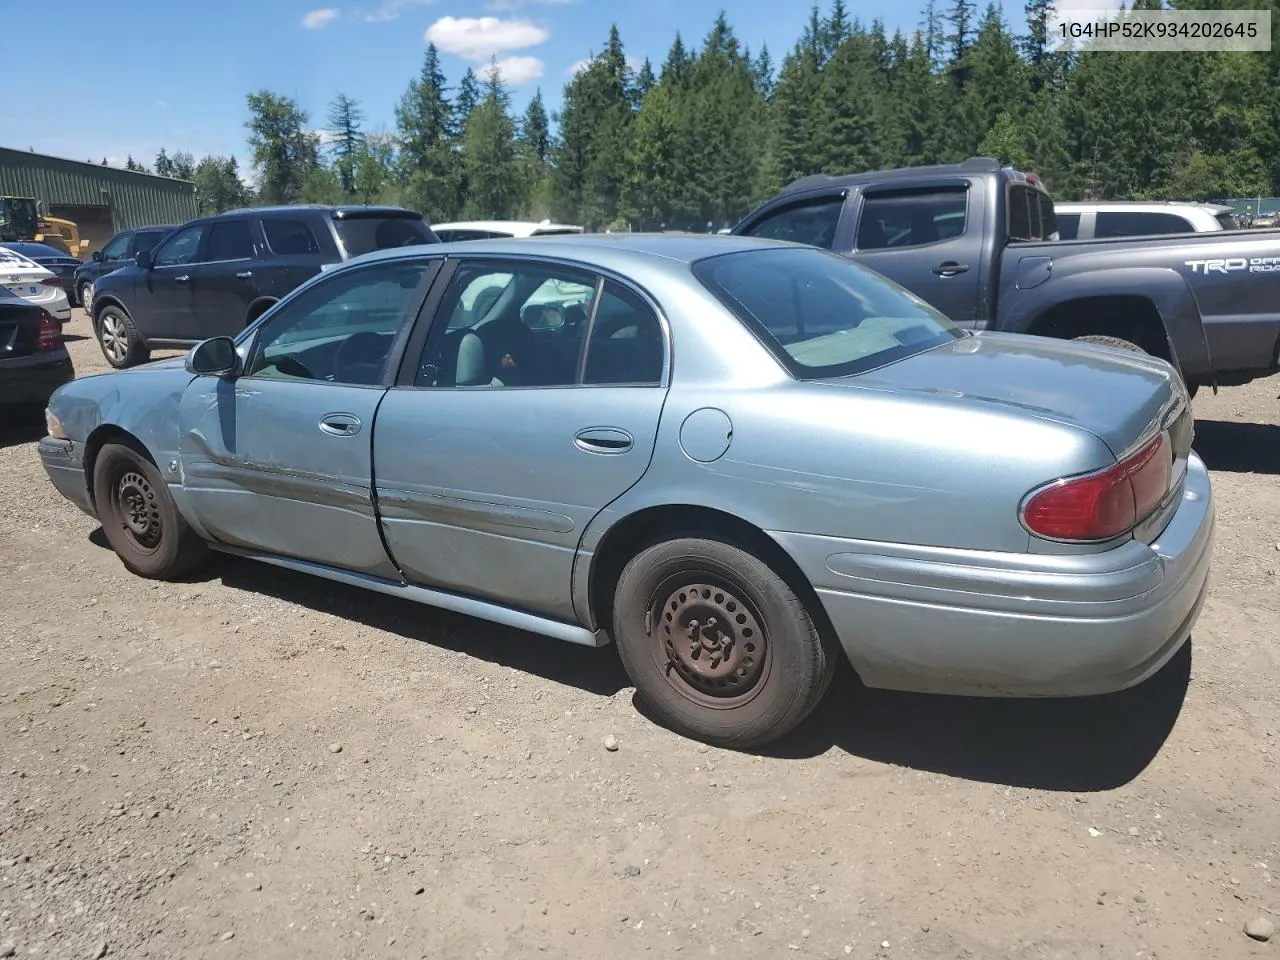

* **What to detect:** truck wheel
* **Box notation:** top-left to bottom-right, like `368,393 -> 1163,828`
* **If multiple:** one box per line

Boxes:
96,305 -> 150,369
92,438 -> 208,580
1072,335 -> 1198,399
611,536 -> 836,749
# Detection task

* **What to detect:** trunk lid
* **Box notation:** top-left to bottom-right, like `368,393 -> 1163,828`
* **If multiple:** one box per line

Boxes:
835,331 -> 1194,539
845,331 -> 1191,457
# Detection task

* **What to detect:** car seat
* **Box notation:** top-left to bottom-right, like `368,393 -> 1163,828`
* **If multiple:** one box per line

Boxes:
332,330 -> 392,385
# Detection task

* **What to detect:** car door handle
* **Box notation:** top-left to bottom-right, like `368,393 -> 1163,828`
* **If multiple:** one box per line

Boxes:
319,413 -> 362,437
174,274 -> 191,283
574,427 -> 633,454
932,261 -> 969,277
236,270 -> 253,279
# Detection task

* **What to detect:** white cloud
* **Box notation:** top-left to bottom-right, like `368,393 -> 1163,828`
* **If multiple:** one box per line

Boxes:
485,0 -> 577,10
156,100 -> 170,109
363,0 -> 435,22
425,16 -> 549,61
567,53 -> 643,76
478,55 -> 544,85
302,8 -> 339,29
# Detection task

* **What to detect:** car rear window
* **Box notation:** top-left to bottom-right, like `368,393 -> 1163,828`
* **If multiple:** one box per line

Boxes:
334,216 -> 437,257
693,246 -> 965,380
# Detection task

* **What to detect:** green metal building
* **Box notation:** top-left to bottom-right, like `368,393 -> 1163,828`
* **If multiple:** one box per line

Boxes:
0,147 -> 196,252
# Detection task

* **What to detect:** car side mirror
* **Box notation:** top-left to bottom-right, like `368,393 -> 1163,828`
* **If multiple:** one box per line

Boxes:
91,250 -> 103,262
185,337 -> 240,377
135,249 -> 153,270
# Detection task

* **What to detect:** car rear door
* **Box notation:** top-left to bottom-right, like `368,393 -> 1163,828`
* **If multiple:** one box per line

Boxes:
844,179 -> 985,327
372,255 -> 670,623
176,257 -> 440,577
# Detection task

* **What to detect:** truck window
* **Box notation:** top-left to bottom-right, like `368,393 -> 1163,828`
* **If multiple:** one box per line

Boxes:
1095,211 -> 1193,238
1056,213 -> 1080,240
740,196 -> 844,249
1214,211 -> 1239,230
855,187 -> 967,250
1007,184 -> 1057,242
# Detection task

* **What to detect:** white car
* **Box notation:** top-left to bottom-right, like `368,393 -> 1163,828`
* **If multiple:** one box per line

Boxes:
432,219 -> 584,242
1054,201 -> 1240,240
0,246 -> 71,324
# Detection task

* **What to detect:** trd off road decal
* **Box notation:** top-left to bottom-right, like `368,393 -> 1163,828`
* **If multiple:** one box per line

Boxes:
1185,257 -> 1280,274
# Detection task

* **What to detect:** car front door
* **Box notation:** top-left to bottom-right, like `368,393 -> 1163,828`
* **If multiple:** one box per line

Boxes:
192,217 -> 262,338
846,181 -> 985,327
176,257 -> 440,577
135,222 -> 207,341
373,257 -> 670,623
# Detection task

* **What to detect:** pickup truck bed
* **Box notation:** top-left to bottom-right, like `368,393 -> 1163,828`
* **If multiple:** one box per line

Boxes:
732,157 -> 1280,391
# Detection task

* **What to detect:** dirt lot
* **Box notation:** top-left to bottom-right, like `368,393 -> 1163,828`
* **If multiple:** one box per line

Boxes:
1,311 -> 1278,960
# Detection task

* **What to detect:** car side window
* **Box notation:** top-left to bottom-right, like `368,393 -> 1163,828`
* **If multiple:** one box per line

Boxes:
100,233 -> 130,261
132,230 -> 170,256
857,187 -> 968,250
244,260 -> 433,386
1095,211 -> 1194,238
1056,213 -> 1080,240
583,282 -> 664,385
415,261 -> 598,388
262,218 -> 321,256
152,224 -> 207,267
740,196 -> 844,249
205,220 -> 255,262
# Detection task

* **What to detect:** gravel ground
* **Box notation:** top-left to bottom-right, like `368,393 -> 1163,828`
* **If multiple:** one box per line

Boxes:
1,312 -> 1278,960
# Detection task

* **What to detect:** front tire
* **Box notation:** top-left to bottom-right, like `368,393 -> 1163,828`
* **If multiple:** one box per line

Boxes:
612,537 -> 836,748
96,305 -> 150,369
92,439 -> 208,580
79,281 -> 93,315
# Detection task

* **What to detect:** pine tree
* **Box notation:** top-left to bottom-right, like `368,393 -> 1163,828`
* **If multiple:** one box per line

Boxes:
395,44 -> 456,221
154,148 -> 174,178
327,93 -> 366,196
463,65 -> 519,219
245,90 -> 318,204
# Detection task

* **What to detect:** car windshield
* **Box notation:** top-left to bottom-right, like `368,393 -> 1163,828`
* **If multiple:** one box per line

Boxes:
334,216 -> 436,257
693,246 -> 965,379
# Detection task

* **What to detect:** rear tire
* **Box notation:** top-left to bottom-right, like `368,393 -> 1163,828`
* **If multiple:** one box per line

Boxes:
1072,334 -> 1199,399
92,438 -> 208,580
96,305 -> 150,369
611,536 -> 836,749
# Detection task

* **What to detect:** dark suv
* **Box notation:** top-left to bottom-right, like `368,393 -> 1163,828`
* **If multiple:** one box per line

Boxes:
90,205 -> 438,368
73,224 -> 178,315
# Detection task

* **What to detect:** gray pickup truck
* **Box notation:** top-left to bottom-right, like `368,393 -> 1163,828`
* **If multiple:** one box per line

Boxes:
732,157 -> 1280,396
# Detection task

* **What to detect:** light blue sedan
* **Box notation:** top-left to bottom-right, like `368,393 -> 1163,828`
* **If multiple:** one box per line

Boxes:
38,234 -> 1214,747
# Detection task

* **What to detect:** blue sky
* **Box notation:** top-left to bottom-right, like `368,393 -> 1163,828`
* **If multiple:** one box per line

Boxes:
3,0 -> 1022,181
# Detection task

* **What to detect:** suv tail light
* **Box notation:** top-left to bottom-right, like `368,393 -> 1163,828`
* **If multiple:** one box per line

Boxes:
1021,433 -> 1171,542
40,276 -> 62,288
36,312 -> 62,351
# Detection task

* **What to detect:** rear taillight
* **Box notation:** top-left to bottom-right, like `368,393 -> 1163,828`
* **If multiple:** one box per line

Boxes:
40,277 -> 62,288
1021,433 -> 1171,542
36,313 -> 62,351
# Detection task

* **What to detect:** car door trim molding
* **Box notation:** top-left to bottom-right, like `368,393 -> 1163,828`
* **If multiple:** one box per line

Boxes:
207,542 -> 610,647
376,484 -> 577,534
182,455 -> 372,512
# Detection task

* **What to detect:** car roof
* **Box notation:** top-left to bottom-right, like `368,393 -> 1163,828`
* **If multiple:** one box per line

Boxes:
215,204 -> 422,220
434,220 -> 585,236
0,241 -> 68,258
776,156 -> 1042,197
134,224 -> 180,232
341,231 -> 788,273
1055,200 -> 1231,213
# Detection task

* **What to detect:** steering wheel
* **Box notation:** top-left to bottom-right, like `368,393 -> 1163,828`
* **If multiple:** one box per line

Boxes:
275,355 -> 315,379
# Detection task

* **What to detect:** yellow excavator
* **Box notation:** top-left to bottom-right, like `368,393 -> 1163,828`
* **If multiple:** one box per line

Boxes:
0,196 -> 91,257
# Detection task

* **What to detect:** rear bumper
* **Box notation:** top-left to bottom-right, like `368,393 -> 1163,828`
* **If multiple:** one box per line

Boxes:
772,452 -> 1215,697
38,435 -> 96,518
0,357 -> 74,409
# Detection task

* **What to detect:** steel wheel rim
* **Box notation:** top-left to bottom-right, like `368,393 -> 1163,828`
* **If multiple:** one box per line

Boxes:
115,469 -> 162,552
101,314 -> 126,362
647,574 -> 772,709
